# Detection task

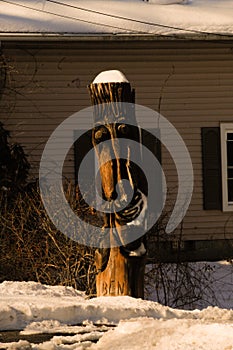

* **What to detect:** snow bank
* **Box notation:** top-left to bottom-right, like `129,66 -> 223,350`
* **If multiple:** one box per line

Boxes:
93,318 -> 233,350
0,281 -> 233,332
0,281 -> 233,349
0,281 -> 85,298
0,281 -> 186,331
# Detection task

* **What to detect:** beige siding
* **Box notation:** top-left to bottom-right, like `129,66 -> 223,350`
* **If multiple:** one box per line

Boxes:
1,40 -> 233,241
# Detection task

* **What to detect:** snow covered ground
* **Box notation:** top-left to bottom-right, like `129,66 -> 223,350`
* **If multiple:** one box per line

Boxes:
1,0 -> 233,36
0,261 -> 232,349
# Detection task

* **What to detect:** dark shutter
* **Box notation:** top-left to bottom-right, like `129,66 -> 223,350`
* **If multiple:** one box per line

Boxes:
142,128 -> 161,163
74,129 -> 94,191
142,128 -> 162,214
202,127 -> 222,210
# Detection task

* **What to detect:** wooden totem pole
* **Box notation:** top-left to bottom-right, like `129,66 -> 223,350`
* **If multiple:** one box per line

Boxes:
88,70 -> 147,298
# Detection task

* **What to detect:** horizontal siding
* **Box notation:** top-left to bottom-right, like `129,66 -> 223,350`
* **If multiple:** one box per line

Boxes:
1,40 -> 233,241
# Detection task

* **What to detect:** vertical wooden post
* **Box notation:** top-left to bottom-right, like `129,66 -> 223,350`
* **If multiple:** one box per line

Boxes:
88,71 -> 146,298
95,246 -> 145,297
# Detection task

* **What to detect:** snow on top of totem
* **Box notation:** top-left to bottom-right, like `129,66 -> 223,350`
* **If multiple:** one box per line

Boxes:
1,0 -> 233,37
92,70 -> 129,84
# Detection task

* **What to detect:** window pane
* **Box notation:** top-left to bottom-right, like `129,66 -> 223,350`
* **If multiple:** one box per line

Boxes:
227,140 -> 233,166
227,168 -> 233,179
228,179 -> 233,202
227,133 -> 233,202
227,133 -> 233,141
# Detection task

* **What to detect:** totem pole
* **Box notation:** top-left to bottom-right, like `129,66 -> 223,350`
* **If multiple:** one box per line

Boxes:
88,70 -> 148,298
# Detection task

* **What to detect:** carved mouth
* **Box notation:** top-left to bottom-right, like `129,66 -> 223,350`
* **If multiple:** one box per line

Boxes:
115,189 -> 147,227
124,207 -> 138,216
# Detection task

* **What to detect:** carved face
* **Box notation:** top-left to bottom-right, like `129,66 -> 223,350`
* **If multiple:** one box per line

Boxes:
92,122 -> 147,227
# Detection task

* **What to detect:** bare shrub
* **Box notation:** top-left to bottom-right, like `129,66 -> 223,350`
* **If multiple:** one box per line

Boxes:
145,260 -> 218,310
0,183 -> 97,295
0,121 -> 97,295
145,214 -> 218,309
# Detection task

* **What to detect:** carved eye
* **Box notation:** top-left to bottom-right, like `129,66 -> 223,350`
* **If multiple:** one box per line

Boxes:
118,124 -> 128,135
94,126 -> 108,141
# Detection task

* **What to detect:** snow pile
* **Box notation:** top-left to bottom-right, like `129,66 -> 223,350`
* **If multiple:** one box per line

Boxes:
1,280 -> 233,331
21,320 -> 112,336
0,281 -> 196,331
0,281 -> 233,349
94,318 -> 233,350
0,281 -> 85,298
1,0 -> 233,36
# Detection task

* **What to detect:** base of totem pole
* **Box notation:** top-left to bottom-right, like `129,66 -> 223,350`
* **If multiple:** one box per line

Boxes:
96,247 -> 146,298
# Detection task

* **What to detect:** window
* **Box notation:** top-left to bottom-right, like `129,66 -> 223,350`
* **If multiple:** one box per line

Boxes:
221,123 -> 233,211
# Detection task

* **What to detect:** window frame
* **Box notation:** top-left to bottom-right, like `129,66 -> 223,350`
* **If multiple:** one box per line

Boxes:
220,123 -> 233,212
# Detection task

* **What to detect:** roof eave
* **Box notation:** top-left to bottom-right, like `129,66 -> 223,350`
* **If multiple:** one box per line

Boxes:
0,33 -> 233,41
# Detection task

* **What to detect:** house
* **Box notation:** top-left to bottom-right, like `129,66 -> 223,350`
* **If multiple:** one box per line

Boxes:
1,0 -> 233,261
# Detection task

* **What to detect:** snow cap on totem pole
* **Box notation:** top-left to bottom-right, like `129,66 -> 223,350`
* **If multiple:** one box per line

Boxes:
92,70 -> 129,84
88,70 -> 136,124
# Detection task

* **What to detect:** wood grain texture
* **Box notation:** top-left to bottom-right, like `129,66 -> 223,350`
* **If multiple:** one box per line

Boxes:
89,79 -> 145,297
